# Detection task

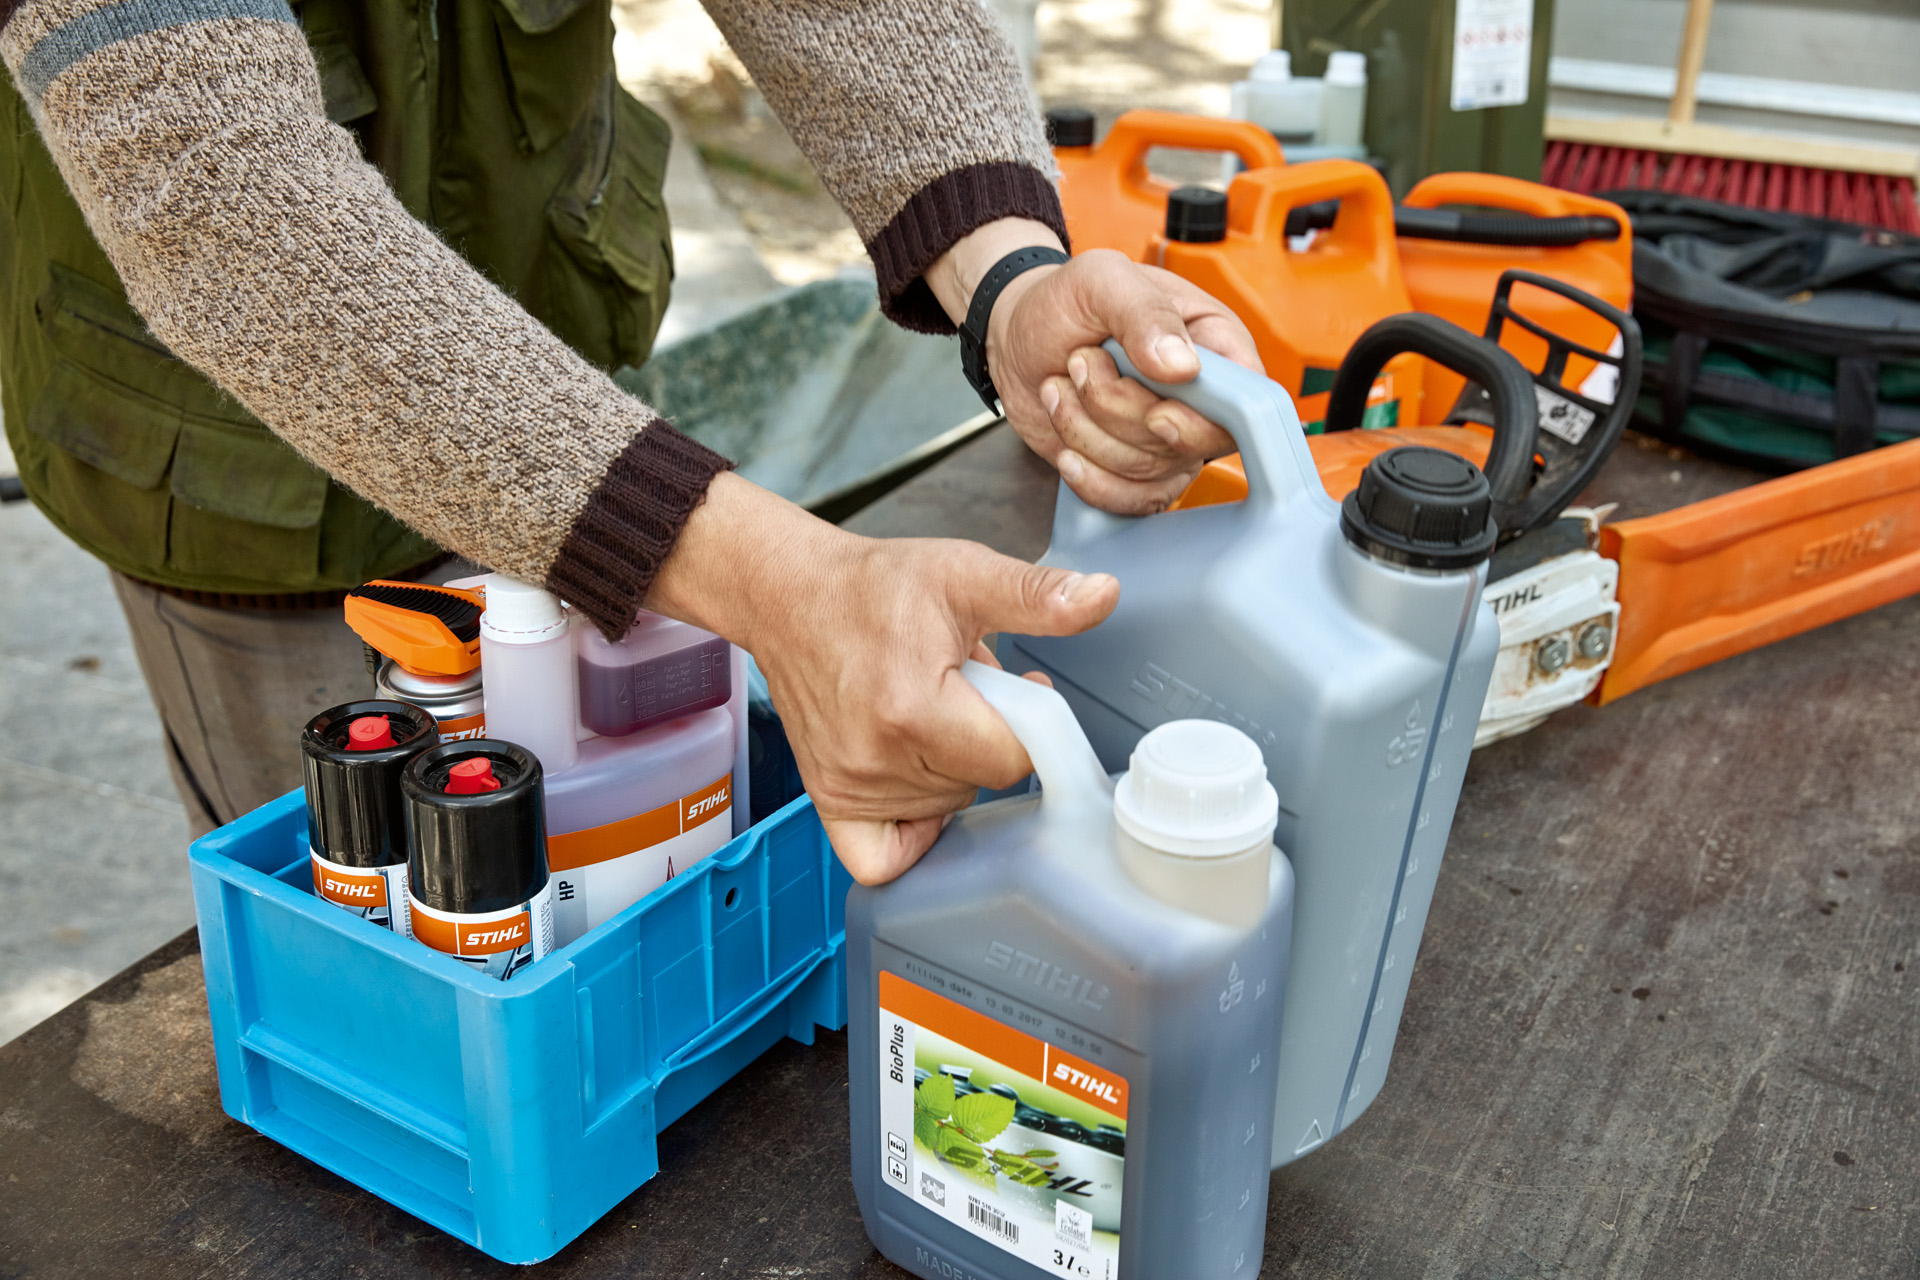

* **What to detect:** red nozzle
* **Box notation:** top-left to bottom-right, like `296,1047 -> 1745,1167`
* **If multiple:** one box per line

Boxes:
446,757 -> 502,794
347,715 -> 395,751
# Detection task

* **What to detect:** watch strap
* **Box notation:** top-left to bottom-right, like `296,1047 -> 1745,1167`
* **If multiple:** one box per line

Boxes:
958,246 -> 1070,412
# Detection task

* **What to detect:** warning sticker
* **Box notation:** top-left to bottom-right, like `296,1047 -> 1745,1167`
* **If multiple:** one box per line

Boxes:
878,972 -> 1124,1279
1450,0 -> 1533,112
1534,383 -> 1598,445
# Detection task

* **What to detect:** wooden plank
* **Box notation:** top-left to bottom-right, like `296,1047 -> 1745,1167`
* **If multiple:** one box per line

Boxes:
1544,113 -> 1920,177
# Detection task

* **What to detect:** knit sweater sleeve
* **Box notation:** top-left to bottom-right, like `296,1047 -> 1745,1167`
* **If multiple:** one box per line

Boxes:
700,0 -> 1068,333
0,0 -> 730,636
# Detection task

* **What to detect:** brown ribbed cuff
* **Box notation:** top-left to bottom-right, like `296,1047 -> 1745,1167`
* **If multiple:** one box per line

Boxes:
867,161 -> 1070,335
546,420 -> 734,639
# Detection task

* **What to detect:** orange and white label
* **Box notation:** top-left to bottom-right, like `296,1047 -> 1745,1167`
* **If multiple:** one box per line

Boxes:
877,971 -> 1126,1277
546,772 -> 734,948
881,972 -> 1127,1120
409,882 -> 555,982
437,711 -> 487,742
547,773 -> 731,872
310,851 -> 409,937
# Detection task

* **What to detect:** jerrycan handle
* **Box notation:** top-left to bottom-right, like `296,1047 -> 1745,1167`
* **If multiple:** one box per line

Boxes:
962,661 -> 1112,813
1102,110 -> 1286,197
1101,338 -> 1318,512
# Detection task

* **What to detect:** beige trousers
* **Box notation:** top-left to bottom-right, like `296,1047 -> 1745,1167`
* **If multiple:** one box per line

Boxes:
111,566 -> 475,838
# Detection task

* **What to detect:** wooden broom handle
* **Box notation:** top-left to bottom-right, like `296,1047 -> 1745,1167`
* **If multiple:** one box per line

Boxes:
1669,0 -> 1715,126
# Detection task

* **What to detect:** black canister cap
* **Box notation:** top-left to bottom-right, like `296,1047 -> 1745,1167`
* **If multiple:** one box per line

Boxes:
1045,107 -> 1096,148
301,700 -> 440,869
403,740 -> 548,916
1165,186 -> 1228,243
1340,446 -> 1498,570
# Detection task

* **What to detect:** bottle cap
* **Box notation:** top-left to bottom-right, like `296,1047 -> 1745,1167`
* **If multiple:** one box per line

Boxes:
1341,446 -> 1497,570
1045,107 -> 1096,148
479,574 -> 568,644
1165,186 -> 1228,244
1113,720 -> 1278,858
1248,50 -> 1292,83
1326,50 -> 1367,86
403,740 -> 548,915
301,700 -> 440,869
347,715 -> 395,751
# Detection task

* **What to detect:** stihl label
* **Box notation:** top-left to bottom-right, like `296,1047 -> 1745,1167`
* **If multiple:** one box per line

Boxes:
877,972 -> 1123,1280
310,852 -> 409,936
437,711 -> 486,742
547,772 -> 732,945
410,881 -> 555,981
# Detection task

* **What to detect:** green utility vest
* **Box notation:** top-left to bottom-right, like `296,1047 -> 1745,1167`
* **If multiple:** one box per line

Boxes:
0,0 -> 673,595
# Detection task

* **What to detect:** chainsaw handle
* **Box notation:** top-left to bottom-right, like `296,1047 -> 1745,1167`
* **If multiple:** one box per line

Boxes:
1450,269 -> 1643,539
1325,313 -> 1539,525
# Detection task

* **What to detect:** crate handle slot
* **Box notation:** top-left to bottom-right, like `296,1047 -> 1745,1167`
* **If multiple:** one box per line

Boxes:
241,1022 -> 468,1157
661,951 -> 827,1072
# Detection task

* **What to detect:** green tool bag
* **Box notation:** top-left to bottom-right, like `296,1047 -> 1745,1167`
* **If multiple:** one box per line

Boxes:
1612,192 -> 1920,471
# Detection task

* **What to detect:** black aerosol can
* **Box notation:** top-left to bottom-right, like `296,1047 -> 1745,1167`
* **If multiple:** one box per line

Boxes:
300,699 -> 441,935
402,740 -> 556,981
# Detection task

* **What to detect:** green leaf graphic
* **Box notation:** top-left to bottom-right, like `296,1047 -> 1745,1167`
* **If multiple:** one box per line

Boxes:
935,1128 -> 984,1162
915,1073 -> 955,1118
953,1093 -> 1016,1144
913,1111 -> 942,1152
1020,1149 -> 1057,1158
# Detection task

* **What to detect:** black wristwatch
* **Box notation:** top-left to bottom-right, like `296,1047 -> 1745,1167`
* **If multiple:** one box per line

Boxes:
958,246 -> 1070,413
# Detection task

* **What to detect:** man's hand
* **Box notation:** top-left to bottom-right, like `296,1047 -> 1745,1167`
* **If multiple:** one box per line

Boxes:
647,474 -> 1118,885
927,218 -> 1263,515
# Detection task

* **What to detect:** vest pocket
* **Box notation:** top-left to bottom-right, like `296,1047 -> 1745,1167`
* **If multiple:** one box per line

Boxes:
543,79 -> 674,370
28,265 -> 332,588
492,0 -> 612,153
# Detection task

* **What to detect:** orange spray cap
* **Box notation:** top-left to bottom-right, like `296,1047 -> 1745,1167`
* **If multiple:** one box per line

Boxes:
345,581 -> 485,678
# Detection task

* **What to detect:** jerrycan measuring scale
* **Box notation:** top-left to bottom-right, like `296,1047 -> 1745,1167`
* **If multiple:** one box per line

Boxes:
849,663 -> 1293,1280
1002,342 -> 1500,1168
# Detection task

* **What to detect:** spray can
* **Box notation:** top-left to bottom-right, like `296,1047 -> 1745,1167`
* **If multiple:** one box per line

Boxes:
346,581 -> 488,740
300,699 -> 441,935
403,740 -> 556,981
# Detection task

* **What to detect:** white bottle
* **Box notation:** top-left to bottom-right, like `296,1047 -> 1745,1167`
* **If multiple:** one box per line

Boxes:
1233,49 -> 1321,147
478,575 -> 578,775
1320,50 -> 1368,150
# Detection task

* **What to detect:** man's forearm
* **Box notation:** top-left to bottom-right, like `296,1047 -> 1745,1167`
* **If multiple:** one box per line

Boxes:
1,0 -> 727,636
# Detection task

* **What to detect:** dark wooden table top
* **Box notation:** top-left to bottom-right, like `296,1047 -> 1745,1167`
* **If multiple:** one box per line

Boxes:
4,429 -> 1916,1279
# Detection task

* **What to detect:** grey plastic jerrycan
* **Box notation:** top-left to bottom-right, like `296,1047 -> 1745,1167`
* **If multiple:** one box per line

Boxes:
848,662 -> 1293,1280
1002,340 -> 1501,1168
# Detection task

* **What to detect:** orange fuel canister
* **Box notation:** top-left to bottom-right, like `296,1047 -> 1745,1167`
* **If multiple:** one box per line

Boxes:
1396,173 -> 1632,423
1153,161 -> 1421,431
1049,108 -> 1286,263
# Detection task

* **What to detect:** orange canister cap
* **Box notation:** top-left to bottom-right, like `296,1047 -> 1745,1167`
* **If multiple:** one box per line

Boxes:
345,581 -> 484,678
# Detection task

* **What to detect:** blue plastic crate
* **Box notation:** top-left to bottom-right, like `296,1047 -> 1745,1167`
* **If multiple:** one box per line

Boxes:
189,790 -> 849,1263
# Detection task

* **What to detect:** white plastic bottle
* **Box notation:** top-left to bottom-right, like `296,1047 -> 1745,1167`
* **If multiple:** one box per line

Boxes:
476,575 -> 740,946
1233,49 -> 1321,148
1320,50 -> 1368,150
478,576 -> 578,775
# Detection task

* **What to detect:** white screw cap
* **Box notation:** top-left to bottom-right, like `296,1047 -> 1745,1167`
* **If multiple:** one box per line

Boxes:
1325,50 -> 1367,86
1249,50 -> 1293,83
1113,720 -> 1279,858
479,574 -> 568,642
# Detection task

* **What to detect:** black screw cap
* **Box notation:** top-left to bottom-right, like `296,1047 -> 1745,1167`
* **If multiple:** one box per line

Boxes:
1341,446 -> 1498,570
1045,107 -> 1096,148
301,700 -> 440,869
403,740 -> 549,916
1166,186 -> 1228,243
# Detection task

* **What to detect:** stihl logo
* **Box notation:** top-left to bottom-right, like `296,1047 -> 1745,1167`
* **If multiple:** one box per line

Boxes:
1053,1061 -> 1122,1107
1793,517 -> 1893,578
686,783 -> 730,823
465,922 -> 528,949
984,941 -> 1108,1010
324,878 -> 377,899
1490,583 -> 1542,616
1129,662 -> 1278,750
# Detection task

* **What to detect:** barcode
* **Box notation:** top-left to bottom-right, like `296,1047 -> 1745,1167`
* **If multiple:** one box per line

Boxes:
968,1197 -> 1019,1243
